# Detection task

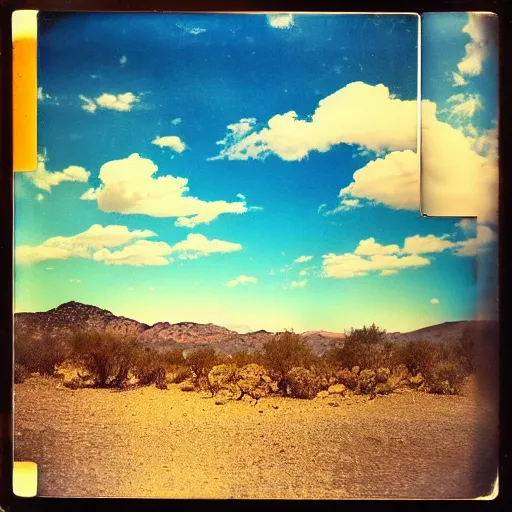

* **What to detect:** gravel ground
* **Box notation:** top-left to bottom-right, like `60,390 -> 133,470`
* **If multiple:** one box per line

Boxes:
13,376 -> 497,499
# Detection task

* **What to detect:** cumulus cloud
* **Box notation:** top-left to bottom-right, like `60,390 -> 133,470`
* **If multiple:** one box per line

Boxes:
452,224 -> 496,257
93,240 -> 173,266
457,13 -> 496,76
152,136 -> 187,153
210,82 -> 417,162
29,152 -> 90,192
294,255 -> 313,264
291,279 -> 307,288
267,14 -> 294,29
226,275 -> 257,288
171,117 -> 182,125
170,233 -> 242,259
16,224 -> 157,265
79,92 -> 140,113
70,278 -> 81,283
339,150 -> 419,211
338,99 -> 498,222
354,237 -> 400,256
80,153 -> 247,227
402,234 -> 455,254
322,252 -> 430,279
236,193 -> 246,200
37,87 -> 58,104
430,298 -> 440,305
36,193 -> 44,202
119,55 -> 127,65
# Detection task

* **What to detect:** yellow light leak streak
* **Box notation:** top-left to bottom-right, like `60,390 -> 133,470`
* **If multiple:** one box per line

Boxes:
12,10 -> 38,172
13,461 -> 38,497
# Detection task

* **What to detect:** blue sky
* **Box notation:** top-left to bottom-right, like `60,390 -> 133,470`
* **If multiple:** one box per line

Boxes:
14,13 -> 498,333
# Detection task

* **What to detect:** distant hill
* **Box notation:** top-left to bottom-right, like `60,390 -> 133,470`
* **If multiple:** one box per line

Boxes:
14,301 -> 489,356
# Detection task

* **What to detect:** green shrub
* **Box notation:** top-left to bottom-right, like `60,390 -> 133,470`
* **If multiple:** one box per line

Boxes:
70,331 -> 138,388
329,324 -> 391,370
14,363 -> 28,384
262,331 -> 315,392
285,367 -> 321,399
392,340 -> 438,376
15,333 -> 69,376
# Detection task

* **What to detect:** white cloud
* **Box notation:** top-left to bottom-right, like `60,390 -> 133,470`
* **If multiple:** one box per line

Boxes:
210,82 -> 417,162
402,234 -> 455,254
452,72 -> 468,87
455,218 -> 475,233
37,87 -> 57,103
171,117 -> 182,126
322,252 -> 430,279
339,150 -> 419,210
16,224 -> 157,265
457,14 -> 492,76
294,255 -> 313,264
80,153 -> 247,227
453,224 -> 496,257
354,237 -> 400,256
226,275 -> 257,288
176,22 -> 206,35
380,269 -> 398,276
93,240 -> 173,266
446,93 -> 482,119
79,94 -> 98,113
267,14 -> 294,29
45,267 -> 54,271
36,193 -> 44,202
79,92 -> 140,113
70,278 -> 81,283
119,55 -> 127,65
170,233 -> 242,259
29,153 -> 90,192
291,279 -> 307,288
339,100 -> 498,222
317,203 -> 327,213
128,286 -> 135,291
430,298 -> 440,305
152,136 -> 187,153
325,198 -> 363,215
236,193 -> 246,200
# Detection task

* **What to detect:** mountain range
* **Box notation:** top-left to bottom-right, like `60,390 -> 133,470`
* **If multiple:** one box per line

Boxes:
13,301 -> 489,356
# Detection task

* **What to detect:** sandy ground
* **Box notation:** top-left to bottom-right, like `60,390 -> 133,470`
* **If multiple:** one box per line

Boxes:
13,376 -> 497,499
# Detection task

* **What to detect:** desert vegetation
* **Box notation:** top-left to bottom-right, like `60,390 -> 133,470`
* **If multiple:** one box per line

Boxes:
13,324 -> 477,401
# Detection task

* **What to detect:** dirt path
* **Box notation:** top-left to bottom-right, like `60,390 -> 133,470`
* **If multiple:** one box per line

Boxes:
13,377 -> 497,499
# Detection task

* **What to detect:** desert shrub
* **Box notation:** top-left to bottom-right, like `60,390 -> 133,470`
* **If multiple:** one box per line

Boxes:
424,361 -> 467,395
14,363 -> 28,384
160,348 -> 186,367
208,364 -> 238,395
230,350 -> 263,367
328,324 -> 391,370
335,368 -> 358,390
285,367 -> 321,399
236,363 -> 276,399
186,347 -> 218,389
452,327 -> 476,374
392,340 -> 438,376
262,331 -> 315,392
180,380 -> 195,392
168,365 -> 192,384
15,333 -> 69,377
70,330 -> 138,388
357,369 -> 376,395
133,348 -> 167,389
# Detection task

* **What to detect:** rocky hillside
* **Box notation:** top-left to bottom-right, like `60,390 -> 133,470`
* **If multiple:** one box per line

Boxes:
14,301 -> 486,356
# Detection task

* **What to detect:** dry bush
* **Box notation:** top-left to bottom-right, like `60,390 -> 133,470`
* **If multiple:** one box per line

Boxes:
14,363 -> 28,384
168,365 -> 192,384
424,361 -> 467,395
230,350 -> 263,367
70,330 -> 138,388
186,347 -> 218,389
133,348 -> 167,389
327,324 -> 391,371
285,367 -> 321,399
15,333 -> 69,377
262,330 -> 315,392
